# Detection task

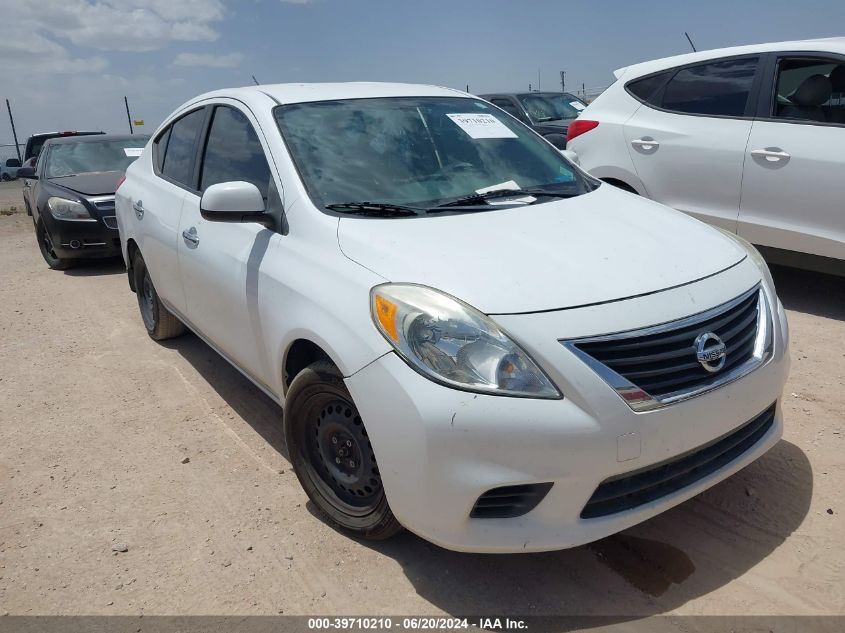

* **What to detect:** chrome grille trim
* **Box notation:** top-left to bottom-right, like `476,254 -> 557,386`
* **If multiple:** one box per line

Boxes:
102,216 -> 118,229
560,284 -> 773,412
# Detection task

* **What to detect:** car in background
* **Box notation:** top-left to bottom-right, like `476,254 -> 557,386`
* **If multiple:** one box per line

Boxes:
23,131 -> 104,163
1,158 -> 21,181
479,92 -> 587,148
116,82 -> 788,553
566,38 -> 845,273
18,134 -> 149,269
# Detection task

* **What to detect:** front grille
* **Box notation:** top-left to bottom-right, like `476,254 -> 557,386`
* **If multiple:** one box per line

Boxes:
92,197 -> 115,212
470,483 -> 553,519
580,403 -> 776,519
573,285 -> 761,400
102,216 -> 118,229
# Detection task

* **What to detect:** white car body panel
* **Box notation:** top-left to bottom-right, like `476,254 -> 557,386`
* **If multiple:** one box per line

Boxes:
739,119 -> 845,259
569,37 -> 845,262
116,82 -> 789,552
338,184 -> 746,314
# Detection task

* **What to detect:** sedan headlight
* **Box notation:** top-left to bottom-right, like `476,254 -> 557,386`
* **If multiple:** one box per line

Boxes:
47,197 -> 93,221
371,283 -> 560,398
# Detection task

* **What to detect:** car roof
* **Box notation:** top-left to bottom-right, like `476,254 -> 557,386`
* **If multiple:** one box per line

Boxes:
615,37 -> 845,79
481,92 -> 578,98
42,134 -> 149,147
181,82 -> 468,113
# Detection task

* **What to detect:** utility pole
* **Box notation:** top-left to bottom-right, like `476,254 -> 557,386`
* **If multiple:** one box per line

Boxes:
5,99 -> 21,163
560,70 -> 566,92
124,96 -> 133,135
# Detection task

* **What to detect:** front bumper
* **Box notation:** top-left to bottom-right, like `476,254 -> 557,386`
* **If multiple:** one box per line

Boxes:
345,260 -> 789,553
42,211 -> 121,260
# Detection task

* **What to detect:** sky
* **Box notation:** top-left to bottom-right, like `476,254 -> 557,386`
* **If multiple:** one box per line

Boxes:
2,0 -> 845,159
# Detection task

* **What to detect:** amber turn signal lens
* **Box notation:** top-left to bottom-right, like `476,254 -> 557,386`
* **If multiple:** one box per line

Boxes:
374,294 -> 399,342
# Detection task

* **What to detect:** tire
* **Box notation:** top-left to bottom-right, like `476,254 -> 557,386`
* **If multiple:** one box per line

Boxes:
36,221 -> 73,270
284,361 -> 402,540
132,250 -> 186,340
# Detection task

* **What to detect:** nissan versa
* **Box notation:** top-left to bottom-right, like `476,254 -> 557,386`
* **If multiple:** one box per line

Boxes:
115,83 -> 790,553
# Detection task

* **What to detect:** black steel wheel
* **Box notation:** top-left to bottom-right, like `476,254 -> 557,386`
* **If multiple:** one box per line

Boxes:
285,361 -> 402,539
35,221 -> 72,270
131,250 -> 186,341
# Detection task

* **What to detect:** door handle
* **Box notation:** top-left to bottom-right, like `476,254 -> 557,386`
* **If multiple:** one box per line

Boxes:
631,137 -> 659,150
182,227 -> 199,246
750,148 -> 790,162
133,200 -> 145,219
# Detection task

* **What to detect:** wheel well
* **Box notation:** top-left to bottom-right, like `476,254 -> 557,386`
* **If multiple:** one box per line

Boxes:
284,339 -> 333,392
126,239 -> 139,293
601,178 -> 638,194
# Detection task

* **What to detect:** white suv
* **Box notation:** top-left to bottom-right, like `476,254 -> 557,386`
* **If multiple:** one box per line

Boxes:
116,83 -> 789,553
567,38 -> 845,272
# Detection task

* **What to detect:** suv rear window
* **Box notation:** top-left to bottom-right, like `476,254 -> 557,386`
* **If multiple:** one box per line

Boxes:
626,71 -> 672,104
660,57 -> 759,117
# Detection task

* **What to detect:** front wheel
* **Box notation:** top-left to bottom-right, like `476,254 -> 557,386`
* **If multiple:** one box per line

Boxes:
284,361 -> 402,540
132,250 -> 186,341
36,221 -> 73,270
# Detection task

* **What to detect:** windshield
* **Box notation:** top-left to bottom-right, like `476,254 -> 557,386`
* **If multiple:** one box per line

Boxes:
516,94 -> 585,122
44,138 -> 147,178
274,97 -> 594,214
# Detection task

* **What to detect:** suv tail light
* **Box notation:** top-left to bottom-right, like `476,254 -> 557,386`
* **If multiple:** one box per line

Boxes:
566,120 -> 599,143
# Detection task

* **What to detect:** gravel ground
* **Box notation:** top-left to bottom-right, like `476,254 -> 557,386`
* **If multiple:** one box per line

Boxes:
0,180 -> 24,213
0,210 -> 842,618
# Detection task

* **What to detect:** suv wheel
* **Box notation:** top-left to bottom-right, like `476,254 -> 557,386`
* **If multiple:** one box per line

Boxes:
132,250 -> 186,340
285,361 -> 402,540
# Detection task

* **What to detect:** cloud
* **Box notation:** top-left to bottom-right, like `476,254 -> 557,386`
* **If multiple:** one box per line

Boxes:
2,1 -> 226,54
172,52 -> 246,68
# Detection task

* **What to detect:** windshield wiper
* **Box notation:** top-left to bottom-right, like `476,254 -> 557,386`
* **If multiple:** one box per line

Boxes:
325,202 -> 423,217
431,188 -> 578,210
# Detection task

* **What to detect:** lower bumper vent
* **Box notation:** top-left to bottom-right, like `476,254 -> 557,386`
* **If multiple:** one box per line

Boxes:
581,403 -> 776,519
470,483 -> 553,519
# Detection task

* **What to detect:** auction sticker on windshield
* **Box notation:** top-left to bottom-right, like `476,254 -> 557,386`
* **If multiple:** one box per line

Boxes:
446,113 -> 518,139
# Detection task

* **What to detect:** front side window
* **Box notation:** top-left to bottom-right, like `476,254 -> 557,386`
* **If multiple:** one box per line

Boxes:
44,138 -> 149,178
660,57 -> 759,117
274,96 -> 594,214
516,93 -> 585,122
200,106 -> 272,199
773,57 -> 844,124
161,108 -> 205,187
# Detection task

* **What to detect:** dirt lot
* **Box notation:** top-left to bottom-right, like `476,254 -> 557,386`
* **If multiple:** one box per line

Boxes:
0,199 -> 843,619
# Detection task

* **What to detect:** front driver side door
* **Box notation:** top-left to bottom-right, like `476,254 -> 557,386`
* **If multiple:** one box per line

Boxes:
738,54 -> 845,261
177,102 -> 284,390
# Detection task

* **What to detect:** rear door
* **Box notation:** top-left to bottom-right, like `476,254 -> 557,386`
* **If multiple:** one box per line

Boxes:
623,56 -> 762,231
738,53 -> 845,260
177,101 -> 284,388
135,107 -> 207,315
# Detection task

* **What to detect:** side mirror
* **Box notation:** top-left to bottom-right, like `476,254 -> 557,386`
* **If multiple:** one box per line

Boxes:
200,181 -> 269,225
17,167 -> 37,179
559,149 -> 580,165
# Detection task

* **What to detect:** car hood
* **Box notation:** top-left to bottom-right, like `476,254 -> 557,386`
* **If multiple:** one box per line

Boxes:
337,185 -> 747,314
47,171 -> 122,196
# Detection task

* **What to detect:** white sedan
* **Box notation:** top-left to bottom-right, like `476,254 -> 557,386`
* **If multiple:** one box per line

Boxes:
567,38 -> 845,273
116,82 -> 789,552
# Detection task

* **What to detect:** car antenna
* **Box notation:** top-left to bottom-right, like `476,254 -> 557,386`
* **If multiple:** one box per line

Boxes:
251,74 -> 260,85
684,32 -> 697,52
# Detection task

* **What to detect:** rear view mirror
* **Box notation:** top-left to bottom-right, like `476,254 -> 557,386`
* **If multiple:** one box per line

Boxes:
200,181 -> 269,225
17,167 -> 37,179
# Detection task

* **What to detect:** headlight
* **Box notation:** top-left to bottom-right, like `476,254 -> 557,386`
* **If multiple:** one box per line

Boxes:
47,197 -> 93,221
371,283 -> 560,398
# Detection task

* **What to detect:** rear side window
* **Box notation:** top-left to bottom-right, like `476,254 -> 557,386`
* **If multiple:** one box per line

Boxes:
161,108 -> 205,187
199,106 -> 272,199
491,98 -> 523,119
153,127 -> 171,173
626,71 -> 672,104
660,57 -> 759,117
